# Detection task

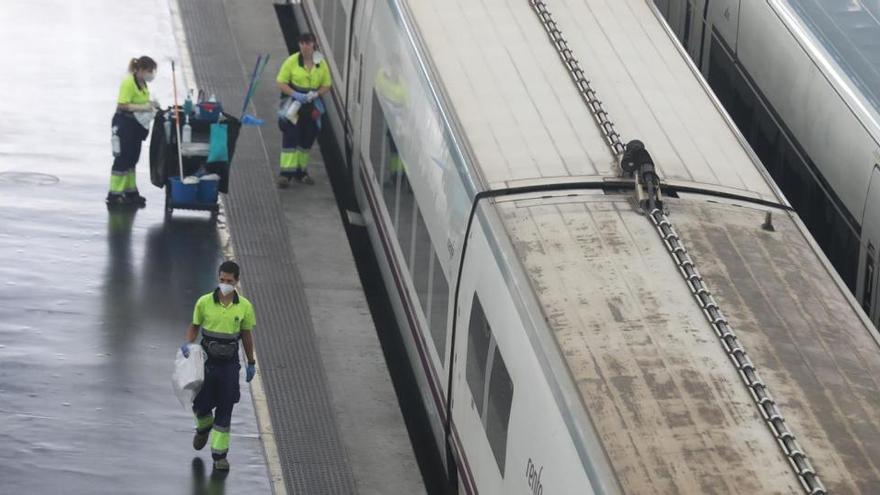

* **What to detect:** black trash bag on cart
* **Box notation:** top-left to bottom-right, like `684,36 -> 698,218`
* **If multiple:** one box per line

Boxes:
149,110 -> 241,194
149,111 -> 170,188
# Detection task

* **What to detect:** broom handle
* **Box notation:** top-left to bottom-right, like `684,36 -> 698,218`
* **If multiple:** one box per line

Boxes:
241,55 -> 262,115
171,60 -> 184,180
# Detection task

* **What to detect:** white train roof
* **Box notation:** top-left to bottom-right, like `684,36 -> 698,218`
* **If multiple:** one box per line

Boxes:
500,193 -> 880,492
407,0 -> 779,203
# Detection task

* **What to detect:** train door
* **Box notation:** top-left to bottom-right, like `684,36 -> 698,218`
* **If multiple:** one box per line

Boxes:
859,165 -> 880,325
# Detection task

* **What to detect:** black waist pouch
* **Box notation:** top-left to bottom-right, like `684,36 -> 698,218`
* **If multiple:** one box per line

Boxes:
205,340 -> 239,360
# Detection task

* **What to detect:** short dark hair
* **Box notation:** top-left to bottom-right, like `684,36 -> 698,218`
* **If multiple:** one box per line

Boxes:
219,261 -> 240,280
298,32 -> 316,44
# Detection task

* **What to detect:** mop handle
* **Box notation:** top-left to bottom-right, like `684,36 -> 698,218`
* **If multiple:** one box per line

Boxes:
171,60 -> 184,180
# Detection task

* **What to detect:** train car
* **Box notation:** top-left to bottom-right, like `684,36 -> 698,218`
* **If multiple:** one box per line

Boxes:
654,0 -> 880,326
292,0 -> 880,493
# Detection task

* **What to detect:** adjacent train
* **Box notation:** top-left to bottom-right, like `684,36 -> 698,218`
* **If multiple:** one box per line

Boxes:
291,0 -> 880,493
655,0 -> 880,327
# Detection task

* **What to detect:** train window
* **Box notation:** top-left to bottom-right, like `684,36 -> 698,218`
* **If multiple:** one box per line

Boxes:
781,143 -> 805,211
753,109 -> 781,175
369,87 -> 450,360
429,251 -> 449,360
863,244 -> 875,313
332,1 -> 346,69
318,1 -> 335,56
369,93 -> 388,185
682,0 -> 693,49
412,207 -> 431,316
396,178 -> 415,267
317,0 -> 345,71
485,346 -> 514,475
465,294 -> 514,475
466,295 -> 491,417
356,54 -> 363,104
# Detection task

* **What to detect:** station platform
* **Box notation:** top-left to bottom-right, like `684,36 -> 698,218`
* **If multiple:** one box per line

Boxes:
0,0 -> 424,493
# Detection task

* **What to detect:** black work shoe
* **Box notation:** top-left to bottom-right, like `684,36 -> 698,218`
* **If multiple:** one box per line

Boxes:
105,194 -> 131,206
301,174 -> 315,185
276,176 -> 290,189
193,429 -> 210,450
125,193 -> 147,207
213,458 -> 230,471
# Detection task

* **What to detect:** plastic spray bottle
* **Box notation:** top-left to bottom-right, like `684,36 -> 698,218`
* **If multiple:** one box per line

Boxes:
183,90 -> 193,115
182,115 -> 192,144
111,126 -> 121,156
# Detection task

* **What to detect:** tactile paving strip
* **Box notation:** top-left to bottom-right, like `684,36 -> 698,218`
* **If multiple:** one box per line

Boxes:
178,1 -> 357,493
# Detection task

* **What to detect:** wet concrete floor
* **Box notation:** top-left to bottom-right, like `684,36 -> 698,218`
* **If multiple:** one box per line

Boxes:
0,1 -> 271,493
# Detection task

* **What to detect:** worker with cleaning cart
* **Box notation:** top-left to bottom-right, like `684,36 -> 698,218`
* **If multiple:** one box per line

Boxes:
275,32 -> 332,187
108,56 -> 159,206
180,261 -> 256,471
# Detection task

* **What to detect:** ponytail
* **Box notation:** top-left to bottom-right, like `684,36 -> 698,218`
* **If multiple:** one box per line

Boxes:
128,56 -> 157,73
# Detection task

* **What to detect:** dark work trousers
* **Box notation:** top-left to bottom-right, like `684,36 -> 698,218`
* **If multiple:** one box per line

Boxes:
277,101 -> 320,178
192,358 -> 240,459
109,112 -> 149,196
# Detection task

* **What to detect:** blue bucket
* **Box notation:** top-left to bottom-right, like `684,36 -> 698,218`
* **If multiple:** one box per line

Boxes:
197,177 -> 219,204
169,177 -> 198,204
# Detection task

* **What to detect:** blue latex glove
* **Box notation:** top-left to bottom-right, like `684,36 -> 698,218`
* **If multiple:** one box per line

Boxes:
245,363 -> 256,383
180,342 -> 191,358
292,91 -> 309,104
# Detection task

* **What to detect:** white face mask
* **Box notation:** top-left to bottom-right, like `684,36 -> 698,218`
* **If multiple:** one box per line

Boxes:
218,283 -> 234,296
143,72 -> 155,82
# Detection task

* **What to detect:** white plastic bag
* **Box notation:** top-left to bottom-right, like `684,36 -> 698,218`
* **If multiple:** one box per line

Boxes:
133,109 -> 155,130
172,344 -> 206,409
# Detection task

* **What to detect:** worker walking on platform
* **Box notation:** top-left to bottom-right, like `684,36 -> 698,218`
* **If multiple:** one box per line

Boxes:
107,56 -> 159,207
180,261 -> 257,471
275,32 -> 332,187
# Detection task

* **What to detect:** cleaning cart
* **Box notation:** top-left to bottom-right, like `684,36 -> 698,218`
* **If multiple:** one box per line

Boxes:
148,57 -> 267,218
149,101 -> 241,218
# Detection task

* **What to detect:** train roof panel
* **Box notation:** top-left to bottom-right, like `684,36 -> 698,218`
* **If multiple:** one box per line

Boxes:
500,194 -> 880,492
406,0 -> 615,185
406,0 -> 778,202
783,0 -> 880,117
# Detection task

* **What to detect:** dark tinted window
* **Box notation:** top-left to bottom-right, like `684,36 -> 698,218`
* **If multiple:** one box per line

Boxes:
369,93 -> 387,182
485,346 -> 513,475
412,209 -> 431,315
331,1 -> 346,69
429,251 -> 449,360
318,0 -> 346,73
863,244 -> 875,313
465,294 -> 515,475
466,295 -> 491,417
